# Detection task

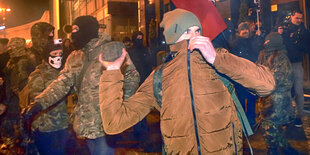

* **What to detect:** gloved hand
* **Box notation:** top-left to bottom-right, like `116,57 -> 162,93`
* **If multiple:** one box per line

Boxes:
21,102 -> 43,132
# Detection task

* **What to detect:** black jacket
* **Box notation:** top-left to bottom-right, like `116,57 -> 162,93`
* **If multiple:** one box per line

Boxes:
283,22 -> 310,63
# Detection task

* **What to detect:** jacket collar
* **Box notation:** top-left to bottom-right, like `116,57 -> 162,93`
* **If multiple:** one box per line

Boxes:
169,40 -> 188,54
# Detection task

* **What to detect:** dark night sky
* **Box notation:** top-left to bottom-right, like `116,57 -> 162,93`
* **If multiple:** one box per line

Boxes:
2,0 -> 49,28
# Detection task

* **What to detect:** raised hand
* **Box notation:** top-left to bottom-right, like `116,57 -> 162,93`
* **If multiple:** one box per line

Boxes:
188,36 -> 216,64
99,48 -> 128,70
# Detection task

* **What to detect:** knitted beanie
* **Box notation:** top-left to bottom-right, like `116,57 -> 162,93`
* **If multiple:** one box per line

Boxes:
160,9 -> 202,45
264,32 -> 286,51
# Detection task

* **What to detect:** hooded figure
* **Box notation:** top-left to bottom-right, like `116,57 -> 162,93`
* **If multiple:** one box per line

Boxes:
43,42 -> 63,70
6,37 -> 35,94
257,32 -> 298,154
71,16 -> 99,50
26,41 -> 69,155
3,38 -> 35,142
98,8 -> 276,155
30,22 -> 55,66
127,31 -> 152,85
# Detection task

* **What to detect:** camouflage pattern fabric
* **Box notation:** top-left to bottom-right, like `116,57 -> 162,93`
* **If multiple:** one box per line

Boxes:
262,120 -> 290,148
5,38 -> 35,95
257,49 -> 294,149
35,32 -> 140,139
30,22 -> 55,66
8,38 -> 26,58
257,49 -> 294,125
28,62 -> 69,132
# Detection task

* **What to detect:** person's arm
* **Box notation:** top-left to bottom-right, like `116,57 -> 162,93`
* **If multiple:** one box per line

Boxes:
34,50 -> 84,110
213,48 -> 275,96
189,36 -> 275,97
27,69 -> 45,102
99,50 -> 158,135
260,52 -> 292,90
122,59 -> 140,100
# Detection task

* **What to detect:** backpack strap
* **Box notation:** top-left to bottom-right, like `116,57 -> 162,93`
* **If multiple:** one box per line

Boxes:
217,73 -> 253,155
75,47 -> 103,93
152,65 -> 253,155
153,64 -> 165,107
76,58 -> 91,94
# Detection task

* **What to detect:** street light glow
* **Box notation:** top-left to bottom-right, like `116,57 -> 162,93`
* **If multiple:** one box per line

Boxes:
0,8 -> 11,12
0,25 -> 6,30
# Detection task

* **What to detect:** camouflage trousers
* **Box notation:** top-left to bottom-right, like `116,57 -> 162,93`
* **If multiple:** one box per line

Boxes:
262,120 -> 290,148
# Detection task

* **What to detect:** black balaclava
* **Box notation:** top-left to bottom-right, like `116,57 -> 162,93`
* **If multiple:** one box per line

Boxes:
44,42 -> 63,70
71,16 -> 99,50
132,31 -> 144,47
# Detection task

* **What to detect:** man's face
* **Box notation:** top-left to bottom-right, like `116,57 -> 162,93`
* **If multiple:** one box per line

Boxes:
176,26 -> 201,43
291,13 -> 303,25
239,29 -> 250,38
278,26 -> 284,34
136,35 -> 143,40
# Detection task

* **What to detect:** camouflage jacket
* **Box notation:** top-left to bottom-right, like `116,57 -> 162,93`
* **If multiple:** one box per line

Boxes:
35,33 -> 140,139
28,62 -> 69,132
5,49 -> 35,96
257,49 -> 294,125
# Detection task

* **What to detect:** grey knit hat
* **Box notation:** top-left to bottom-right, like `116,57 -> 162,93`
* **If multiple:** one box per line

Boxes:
160,9 -> 202,45
264,32 -> 286,51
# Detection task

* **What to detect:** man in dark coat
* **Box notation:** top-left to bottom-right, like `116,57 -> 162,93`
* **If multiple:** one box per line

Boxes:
282,9 -> 310,127
128,31 -> 153,85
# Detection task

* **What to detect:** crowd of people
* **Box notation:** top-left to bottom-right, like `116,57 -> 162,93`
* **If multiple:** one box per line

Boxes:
0,6 -> 309,155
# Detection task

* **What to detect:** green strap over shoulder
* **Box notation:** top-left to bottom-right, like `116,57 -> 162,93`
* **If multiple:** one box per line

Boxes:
153,65 -> 254,154
216,73 -> 254,136
153,64 -> 165,107
153,66 -> 253,137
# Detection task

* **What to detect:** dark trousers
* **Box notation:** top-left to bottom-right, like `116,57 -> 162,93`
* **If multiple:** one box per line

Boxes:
235,84 -> 257,126
34,129 -> 68,155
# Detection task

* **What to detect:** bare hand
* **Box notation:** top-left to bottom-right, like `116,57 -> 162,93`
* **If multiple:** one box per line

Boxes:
99,48 -> 128,70
188,36 -> 216,64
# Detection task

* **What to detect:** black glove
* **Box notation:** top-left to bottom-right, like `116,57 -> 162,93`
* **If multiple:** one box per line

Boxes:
21,102 -> 43,132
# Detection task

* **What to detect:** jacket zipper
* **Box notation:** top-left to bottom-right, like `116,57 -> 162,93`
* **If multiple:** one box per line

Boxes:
187,47 -> 201,155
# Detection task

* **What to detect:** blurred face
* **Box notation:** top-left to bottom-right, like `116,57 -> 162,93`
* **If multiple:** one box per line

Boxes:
136,34 -> 143,40
291,12 -> 303,25
176,26 -> 201,43
278,26 -> 284,34
239,29 -> 250,38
